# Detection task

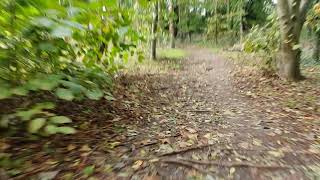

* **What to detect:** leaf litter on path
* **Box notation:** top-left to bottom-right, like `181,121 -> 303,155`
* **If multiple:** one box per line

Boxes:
1,48 -> 320,179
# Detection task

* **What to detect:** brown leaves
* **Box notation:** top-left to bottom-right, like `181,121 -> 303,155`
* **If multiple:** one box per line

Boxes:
268,150 -> 285,158
132,160 -> 143,170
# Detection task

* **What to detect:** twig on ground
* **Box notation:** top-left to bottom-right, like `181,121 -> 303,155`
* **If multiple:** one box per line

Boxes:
159,144 -> 214,157
159,144 -> 320,157
178,158 -> 291,169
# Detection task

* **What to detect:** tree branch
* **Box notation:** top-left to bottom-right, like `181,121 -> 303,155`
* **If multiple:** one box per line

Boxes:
299,0 -> 312,17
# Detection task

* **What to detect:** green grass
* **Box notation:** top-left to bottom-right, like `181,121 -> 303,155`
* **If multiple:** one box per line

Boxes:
124,48 -> 187,75
158,48 -> 187,60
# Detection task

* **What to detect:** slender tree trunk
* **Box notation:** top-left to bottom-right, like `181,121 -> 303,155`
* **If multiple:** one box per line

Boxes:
151,0 -> 159,60
227,0 -> 231,46
169,0 -> 175,48
313,33 -> 320,62
214,0 -> 218,46
276,0 -> 312,81
239,0 -> 243,44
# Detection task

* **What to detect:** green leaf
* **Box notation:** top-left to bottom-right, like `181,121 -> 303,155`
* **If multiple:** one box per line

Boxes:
57,126 -> 76,134
51,26 -> 72,38
60,80 -> 86,94
0,115 -> 14,128
28,77 -> 60,91
55,88 -> 74,101
82,165 -> 95,176
104,92 -> 115,101
118,26 -> 129,37
33,102 -> 55,110
85,89 -> 104,100
49,116 -> 72,124
12,87 -> 29,96
0,87 -> 12,99
28,118 -> 46,133
292,44 -> 301,50
138,0 -> 149,8
104,95 -> 116,101
39,42 -> 58,52
16,109 -> 40,121
33,17 -> 54,28
45,125 -> 58,135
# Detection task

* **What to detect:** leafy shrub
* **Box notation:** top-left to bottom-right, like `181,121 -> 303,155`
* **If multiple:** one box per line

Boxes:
0,0 -> 143,136
243,13 -> 279,71
1,102 -> 75,135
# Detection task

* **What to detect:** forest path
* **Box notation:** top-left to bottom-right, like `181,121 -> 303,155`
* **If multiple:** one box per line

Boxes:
103,48 -> 319,179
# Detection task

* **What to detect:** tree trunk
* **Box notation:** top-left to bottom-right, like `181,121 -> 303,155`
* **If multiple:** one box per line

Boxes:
277,43 -> 302,80
151,1 -> 159,60
239,0 -> 243,44
276,0 -> 312,81
313,33 -> 320,62
169,0 -> 175,48
214,0 -> 218,46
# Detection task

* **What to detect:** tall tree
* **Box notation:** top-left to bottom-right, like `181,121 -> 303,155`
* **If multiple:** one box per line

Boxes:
239,0 -> 244,44
151,0 -> 159,60
169,0 -> 176,48
276,0 -> 312,81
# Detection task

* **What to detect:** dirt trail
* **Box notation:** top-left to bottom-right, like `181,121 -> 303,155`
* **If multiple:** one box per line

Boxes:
94,48 -> 319,180
2,48 -> 319,179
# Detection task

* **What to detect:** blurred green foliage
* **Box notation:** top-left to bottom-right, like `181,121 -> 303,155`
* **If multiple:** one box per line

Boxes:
0,0 -> 144,136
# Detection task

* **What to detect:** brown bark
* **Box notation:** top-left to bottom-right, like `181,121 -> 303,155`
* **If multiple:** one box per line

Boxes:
151,0 -> 159,60
313,33 -> 320,62
276,0 -> 312,81
277,43 -> 302,80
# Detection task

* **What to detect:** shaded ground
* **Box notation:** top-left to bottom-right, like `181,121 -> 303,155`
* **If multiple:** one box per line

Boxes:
1,48 -> 320,179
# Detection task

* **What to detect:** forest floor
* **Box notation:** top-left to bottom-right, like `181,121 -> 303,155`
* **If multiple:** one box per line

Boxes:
1,47 -> 320,179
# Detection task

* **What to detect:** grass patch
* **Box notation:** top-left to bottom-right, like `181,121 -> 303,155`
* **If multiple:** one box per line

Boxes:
124,48 -> 187,75
158,48 -> 187,60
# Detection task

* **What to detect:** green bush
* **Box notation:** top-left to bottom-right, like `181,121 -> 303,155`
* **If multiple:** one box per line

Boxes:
243,13 -> 279,71
0,0 -> 142,136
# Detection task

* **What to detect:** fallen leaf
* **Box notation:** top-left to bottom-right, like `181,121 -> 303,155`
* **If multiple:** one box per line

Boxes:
253,139 -> 262,146
82,165 -> 95,176
132,160 -> 143,170
223,110 -> 235,116
149,158 -> 160,163
80,145 -> 92,152
186,127 -> 197,134
191,153 -> 201,160
178,141 -> 193,148
203,133 -> 212,139
268,150 -> 284,158
38,171 -> 60,180
67,144 -> 77,151
0,141 -> 10,151
157,144 -> 174,153
239,142 -> 249,149
230,167 -> 236,174
274,129 -> 282,135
